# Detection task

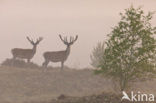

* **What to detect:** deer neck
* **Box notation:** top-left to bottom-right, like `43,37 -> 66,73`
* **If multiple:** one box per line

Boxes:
32,45 -> 37,54
66,46 -> 71,56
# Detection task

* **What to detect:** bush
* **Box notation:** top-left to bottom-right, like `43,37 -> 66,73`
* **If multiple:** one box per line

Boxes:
90,42 -> 105,68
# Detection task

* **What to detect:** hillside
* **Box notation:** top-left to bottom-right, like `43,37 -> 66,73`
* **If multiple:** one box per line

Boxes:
0,66 -> 155,103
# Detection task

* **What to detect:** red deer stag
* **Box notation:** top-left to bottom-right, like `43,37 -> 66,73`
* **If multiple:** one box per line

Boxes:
42,35 -> 78,69
11,37 -> 43,62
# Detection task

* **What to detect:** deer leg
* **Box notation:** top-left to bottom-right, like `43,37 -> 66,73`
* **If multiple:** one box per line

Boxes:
61,61 -> 64,70
12,56 -> 16,60
11,56 -> 16,66
42,60 -> 49,67
27,59 -> 30,63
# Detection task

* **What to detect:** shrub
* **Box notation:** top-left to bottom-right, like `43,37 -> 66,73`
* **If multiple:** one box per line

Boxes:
90,42 -> 105,68
1,58 -> 40,68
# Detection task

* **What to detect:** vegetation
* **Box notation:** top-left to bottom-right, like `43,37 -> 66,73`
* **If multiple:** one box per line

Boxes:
1,58 -> 40,68
90,42 -> 105,68
92,6 -> 156,91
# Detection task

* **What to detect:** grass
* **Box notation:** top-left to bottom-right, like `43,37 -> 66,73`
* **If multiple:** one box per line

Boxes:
0,64 -> 155,103
0,66 -> 113,103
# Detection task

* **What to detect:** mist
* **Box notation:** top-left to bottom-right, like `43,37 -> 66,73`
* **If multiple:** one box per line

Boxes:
0,0 -> 156,68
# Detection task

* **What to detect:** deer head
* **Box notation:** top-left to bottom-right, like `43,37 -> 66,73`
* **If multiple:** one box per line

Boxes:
26,36 -> 43,48
59,35 -> 78,47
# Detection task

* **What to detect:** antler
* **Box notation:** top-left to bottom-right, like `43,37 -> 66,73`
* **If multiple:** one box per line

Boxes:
27,36 -> 43,45
59,35 -> 68,45
69,35 -> 78,44
59,35 -> 78,45
36,37 -> 43,44
27,36 -> 34,45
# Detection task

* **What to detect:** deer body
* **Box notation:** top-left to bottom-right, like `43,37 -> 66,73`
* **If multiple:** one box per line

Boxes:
12,47 -> 36,61
11,37 -> 43,62
42,35 -> 78,69
43,47 -> 70,62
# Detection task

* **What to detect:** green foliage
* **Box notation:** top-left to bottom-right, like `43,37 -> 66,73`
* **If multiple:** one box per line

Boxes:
95,6 -> 156,91
90,42 -> 105,68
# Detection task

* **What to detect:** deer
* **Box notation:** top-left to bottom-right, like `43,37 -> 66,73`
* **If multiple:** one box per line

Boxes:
11,36 -> 43,62
42,35 -> 78,69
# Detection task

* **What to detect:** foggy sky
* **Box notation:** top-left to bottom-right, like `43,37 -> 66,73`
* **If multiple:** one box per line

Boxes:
0,0 -> 156,68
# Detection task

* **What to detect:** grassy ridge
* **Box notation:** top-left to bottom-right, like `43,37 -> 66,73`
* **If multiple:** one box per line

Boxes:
0,66 -> 155,103
0,66 -> 113,103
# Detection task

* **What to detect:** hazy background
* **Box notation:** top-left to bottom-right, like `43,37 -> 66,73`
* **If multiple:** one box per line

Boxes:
0,0 -> 156,68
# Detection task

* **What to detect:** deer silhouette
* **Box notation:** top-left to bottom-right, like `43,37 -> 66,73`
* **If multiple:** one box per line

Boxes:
11,37 -> 43,62
42,35 -> 78,69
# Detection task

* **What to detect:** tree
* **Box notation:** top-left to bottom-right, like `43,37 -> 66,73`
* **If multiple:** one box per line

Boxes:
94,6 -> 156,91
90,42 -> 105,68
